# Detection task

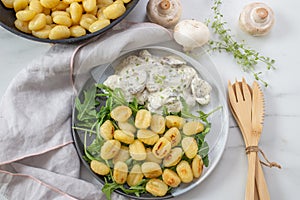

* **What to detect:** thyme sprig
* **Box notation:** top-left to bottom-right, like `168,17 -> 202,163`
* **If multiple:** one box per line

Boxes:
206,0 -> 275,87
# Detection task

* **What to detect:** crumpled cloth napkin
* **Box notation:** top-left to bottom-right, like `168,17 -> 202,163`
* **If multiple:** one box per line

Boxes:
0,22 -> 172,200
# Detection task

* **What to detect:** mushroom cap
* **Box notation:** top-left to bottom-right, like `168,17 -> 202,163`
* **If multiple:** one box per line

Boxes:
173,19 -> 210,52
147,0 -> 182,28
239,2 -> 275,36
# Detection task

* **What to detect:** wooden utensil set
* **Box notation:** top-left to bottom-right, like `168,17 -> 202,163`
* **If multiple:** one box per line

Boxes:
228,78 -> 281,200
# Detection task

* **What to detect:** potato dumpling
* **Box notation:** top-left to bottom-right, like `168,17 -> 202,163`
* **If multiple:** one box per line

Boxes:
99,120 -> 114,140
113,161 -> 128,184
183,121 -> 204,135
32,25 -> 51,39
110,105 -> 132,122
28,13 -> 47,31
192,155 -> 204,178
103,0 -> 126,20
145,148 -> 162,164
90,160 -> 110,175
114,129 -> 134,144
163,147 -> 183,167
135,109 -> 152,129
146,179 -> 168,197
127,164 -> 144,187
129,140 -> 146,161
118,121 -> 136,133
16,10 -> 36,21
162,169 -> 181,187
176,160 -> 193,183
165,115 -> 185,129
113,145 -> 130,164
152,137 -> 172,159
141,162 -> 162,178
100,139 -> 121,160
181,137 -> 198,159
150,114 -> 165,134
137,129 -> 159,146
163,127 -> 181,147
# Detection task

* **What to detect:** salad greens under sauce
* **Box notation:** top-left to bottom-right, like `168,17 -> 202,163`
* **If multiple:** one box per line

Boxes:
73,83 -> 221,199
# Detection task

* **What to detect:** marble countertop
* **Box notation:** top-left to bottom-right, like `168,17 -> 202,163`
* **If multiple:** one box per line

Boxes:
0,0 -> 299,199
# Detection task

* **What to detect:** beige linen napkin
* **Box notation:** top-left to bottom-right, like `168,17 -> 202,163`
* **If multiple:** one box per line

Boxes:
0,22 -> 172,200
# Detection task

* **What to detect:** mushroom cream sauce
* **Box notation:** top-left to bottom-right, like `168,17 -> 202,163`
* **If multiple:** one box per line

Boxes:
103,50 -> 212,113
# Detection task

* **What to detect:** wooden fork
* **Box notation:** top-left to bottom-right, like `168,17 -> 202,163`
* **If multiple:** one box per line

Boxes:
228,79 -> 270,200
228,79 -> 255,200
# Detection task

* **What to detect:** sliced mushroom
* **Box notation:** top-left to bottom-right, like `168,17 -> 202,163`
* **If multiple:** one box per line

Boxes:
147,0 -> 182,28
191,76 -> 212,105
239,2 -> 275,36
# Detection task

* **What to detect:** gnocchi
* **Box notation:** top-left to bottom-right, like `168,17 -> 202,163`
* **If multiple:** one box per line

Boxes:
135,109 -> 152,129
48,25 -> 70,40
176,160 -> 194,183
114,129 -> 134,144
192,155 -> 204,178
118,121 -> 136,134
129,140 -> 146,161
163,127 -> 181,147
162,147 -> 182,167
137,129 -> 159,146
162,169 -> 181,187
127,164 -> 144,187
152,137 -> 171,159
113,161 -> 128,184
99,120 -> 114,140
112,145 -> 130,164
145,179 -> 168,197
100,139 -> 121,160
3,0 -> 133,40
111,105 -> 132,122
90,160 -> 110,175
141,162 -> 162,178
165,115 -> 185,129
182,137 -> 198,159
150,114 -> 165,134
183,121 -> 204,135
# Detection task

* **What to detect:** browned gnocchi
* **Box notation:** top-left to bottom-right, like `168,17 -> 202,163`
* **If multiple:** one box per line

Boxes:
77,102 -> 210,198
1,0 -> 132,40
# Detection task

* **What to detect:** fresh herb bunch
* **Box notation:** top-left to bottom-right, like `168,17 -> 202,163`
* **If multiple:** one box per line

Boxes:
206,0 -> 275,87
73,84 -> 219,199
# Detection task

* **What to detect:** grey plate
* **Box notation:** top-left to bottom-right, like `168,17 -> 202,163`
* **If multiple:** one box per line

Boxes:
71,46 -> 229,199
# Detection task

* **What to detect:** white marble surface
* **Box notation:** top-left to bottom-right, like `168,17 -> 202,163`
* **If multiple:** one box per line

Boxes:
1,0 -> 299,199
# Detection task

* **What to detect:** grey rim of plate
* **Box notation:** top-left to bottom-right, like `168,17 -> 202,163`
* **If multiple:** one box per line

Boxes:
72,46 -> 229,199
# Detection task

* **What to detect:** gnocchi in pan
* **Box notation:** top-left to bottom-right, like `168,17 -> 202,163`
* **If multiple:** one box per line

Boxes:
1,0 -> 132,40
89,104 -> 207,197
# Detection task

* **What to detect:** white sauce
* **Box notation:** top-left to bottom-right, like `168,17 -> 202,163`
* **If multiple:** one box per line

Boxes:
103,50 -> 212,113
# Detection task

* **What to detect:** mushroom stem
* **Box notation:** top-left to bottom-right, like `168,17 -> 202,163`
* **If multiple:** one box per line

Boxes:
254,8 -> 268,22
159,0 -> 170,10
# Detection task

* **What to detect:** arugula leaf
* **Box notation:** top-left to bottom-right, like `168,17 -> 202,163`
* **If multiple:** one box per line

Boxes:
87,134 -> 104,161
202,155 -> 209,167
83,131 -> 97,162
102,179 -> 148,200
102,181 -> 121,200
75,85 -> 97,128
199,141 -> 209,158
180,97 -> 222,124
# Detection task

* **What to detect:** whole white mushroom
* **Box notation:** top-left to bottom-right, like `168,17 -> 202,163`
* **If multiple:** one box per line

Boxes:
239,2 -> 275,36
147,0 -> 182,28
173,19 -> 210,52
